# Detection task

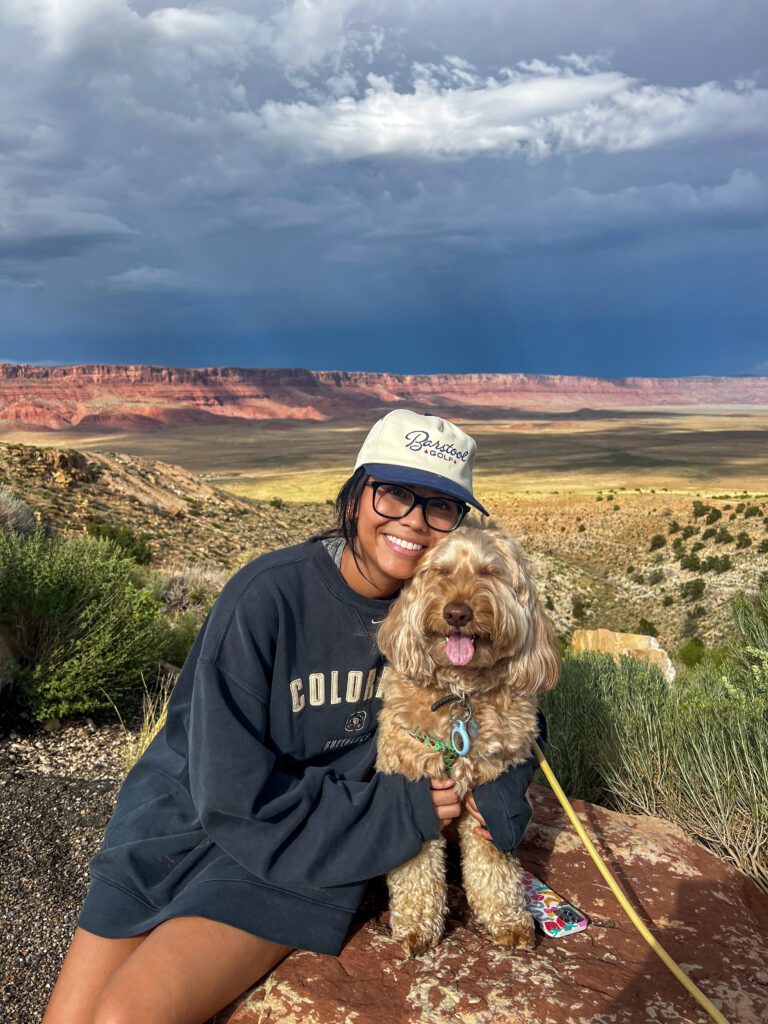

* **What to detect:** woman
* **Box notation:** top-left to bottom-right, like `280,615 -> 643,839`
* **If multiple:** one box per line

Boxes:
43,409 -> 544,1024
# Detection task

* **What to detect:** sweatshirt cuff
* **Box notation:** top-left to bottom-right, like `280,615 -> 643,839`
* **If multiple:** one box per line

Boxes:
406,777 -> 442,842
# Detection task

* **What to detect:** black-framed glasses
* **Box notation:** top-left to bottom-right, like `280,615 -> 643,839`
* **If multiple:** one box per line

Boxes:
367,481 -> 469,532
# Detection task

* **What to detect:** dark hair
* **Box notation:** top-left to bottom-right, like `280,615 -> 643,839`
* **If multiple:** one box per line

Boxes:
312,466 -> 369,550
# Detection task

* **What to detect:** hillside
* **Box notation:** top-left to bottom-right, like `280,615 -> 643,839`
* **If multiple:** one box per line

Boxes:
0,442 -> 332,569
1,364 -> 767,431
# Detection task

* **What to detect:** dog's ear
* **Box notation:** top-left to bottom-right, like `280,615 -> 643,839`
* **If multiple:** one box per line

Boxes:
506,599 -> 561,695
377,572 -> 434,681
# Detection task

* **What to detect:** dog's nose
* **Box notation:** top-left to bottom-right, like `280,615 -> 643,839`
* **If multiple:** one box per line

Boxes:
443,602 -> 473,628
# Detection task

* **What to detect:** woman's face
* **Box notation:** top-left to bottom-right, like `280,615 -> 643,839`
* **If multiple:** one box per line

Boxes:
340,477 -> 458,599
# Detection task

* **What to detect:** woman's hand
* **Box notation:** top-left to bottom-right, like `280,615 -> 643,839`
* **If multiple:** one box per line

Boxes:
463,791 -> 491,840
429,779 -> 461,828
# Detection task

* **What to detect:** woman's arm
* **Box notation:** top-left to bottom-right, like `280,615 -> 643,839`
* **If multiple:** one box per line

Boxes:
187,656 -> 441,890
468,709 -> 547,851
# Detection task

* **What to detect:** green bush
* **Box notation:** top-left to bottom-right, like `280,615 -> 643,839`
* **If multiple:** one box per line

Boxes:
681,578 -> 706,602
539,600 -> 768,892
0,530 -> 170,720
0,486 -> 37,537
677,637 -> 705,668
744,505 -> 761,519
715,527 -> 734,544
638,618 -> 658,637
702,527 -> 716,540
649,533 -> 666,551
86,520 -> 152,565
735,531 -> 752,549
668,520 -> 681,534
705,508 -> 722,524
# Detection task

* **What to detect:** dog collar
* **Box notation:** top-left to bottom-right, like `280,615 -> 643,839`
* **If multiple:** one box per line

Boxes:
406,729 -> 461,776
430,692 -> 474,756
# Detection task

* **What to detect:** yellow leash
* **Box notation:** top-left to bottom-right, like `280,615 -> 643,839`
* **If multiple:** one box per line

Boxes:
531,739 -> 732,1024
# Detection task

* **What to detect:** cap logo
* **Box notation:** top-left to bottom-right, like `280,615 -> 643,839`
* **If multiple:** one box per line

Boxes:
404,430 -> 469,463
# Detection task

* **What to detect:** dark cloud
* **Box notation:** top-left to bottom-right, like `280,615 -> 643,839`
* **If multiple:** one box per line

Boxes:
0,0 -> 766,375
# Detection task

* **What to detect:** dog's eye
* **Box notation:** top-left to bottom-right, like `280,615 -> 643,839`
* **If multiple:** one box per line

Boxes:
477,566 -> 500,577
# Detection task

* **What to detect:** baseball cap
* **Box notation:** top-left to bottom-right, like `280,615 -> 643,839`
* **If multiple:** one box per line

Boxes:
354,409 -> 489,516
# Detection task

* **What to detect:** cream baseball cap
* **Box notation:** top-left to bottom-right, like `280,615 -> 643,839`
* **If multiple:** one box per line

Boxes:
354,409 -> 489,515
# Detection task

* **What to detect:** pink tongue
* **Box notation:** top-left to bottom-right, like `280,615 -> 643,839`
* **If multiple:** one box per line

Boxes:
445,633 -> 475,666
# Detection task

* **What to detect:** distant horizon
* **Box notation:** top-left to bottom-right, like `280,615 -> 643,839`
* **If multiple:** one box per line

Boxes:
1,361 -> 767,382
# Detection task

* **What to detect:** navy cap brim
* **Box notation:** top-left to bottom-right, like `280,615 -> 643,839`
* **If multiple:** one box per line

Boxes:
363,463 -> 489,517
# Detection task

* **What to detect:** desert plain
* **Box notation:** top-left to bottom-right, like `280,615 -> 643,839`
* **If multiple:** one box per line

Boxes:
2,407 -> 766,654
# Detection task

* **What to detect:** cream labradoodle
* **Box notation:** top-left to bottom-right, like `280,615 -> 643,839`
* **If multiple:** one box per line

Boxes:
376,517 -> 560,956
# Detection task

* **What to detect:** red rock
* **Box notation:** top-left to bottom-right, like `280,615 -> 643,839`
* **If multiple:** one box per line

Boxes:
1,364 -> 767,432
213,785 -> 768,1024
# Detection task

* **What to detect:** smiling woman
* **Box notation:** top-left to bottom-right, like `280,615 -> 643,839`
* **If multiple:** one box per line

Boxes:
42,409 -> 543,1024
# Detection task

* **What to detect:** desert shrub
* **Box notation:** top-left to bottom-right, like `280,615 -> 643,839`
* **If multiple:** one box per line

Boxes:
631,572 -> 645,584
538,601 -> 768,891
735,531 -> 751,549
571,597 -> 587,621
648,569 -> 664,585
758,540 -> 768,555
0,529 -> 170,720
702,527 -> 716,540
736,502 -> 746,514
681,525 -> 697,539
545,596 -> 555,611
626,565 -> 635,575
705,508 -> 722,525
692,501 -> 710,518
596,496 -> 603,501
668,520 -> 680,534
744,505 -> 761,519
649,534 -> 666,551
269,497 -> 286,509
671,537 -> 685,554
577,524 -> 585,533
161,564 -> 228,615
678,637 -> 705,668
701,554 -> 732,574
680,554 -> 701,571
0,486 -> 37,537
715,527 -> 733,544
691,541 -> 704,553
662,594 -> 674,607
613,505 -> 620,511
638,618 -> 658,637
86,520 -> 152,565
681,578 -> 705,602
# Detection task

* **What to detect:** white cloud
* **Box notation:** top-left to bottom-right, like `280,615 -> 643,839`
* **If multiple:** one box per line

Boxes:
250,62 -> 768,162
104,265 -> 184,290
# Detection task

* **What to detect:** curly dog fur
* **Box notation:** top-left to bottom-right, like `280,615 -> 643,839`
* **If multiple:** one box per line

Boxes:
375,517 -> 560,957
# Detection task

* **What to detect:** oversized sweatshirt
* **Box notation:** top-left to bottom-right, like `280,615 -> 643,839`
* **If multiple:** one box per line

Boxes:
79,538 -> 546,955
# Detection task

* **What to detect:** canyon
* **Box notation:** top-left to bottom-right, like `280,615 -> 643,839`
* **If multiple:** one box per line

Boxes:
1,364 -> 767,431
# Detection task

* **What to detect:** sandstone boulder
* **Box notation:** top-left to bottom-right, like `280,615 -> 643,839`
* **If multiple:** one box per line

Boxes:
215,785 -> 767,1024
572,627 -> 676,682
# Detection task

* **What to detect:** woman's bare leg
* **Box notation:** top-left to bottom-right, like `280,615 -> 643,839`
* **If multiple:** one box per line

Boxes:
91,916 -> 292,1024
42,927 -> 150,1024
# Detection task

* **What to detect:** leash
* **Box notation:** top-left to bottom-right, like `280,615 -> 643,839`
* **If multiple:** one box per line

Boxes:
531,739 -> 732,1024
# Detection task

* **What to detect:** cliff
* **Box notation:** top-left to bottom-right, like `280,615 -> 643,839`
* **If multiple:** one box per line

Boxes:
1,364 -> 766,431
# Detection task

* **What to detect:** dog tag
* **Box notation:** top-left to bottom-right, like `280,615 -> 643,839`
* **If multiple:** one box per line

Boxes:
451,719 -> 470,756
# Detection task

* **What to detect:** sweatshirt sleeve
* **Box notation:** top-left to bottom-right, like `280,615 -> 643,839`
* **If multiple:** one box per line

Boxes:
187,656 -> 441,890
471,709 -> 547,852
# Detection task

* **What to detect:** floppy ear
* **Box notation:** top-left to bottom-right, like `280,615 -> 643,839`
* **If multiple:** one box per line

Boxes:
506,599 -> 561,695
377,572 -> 435,683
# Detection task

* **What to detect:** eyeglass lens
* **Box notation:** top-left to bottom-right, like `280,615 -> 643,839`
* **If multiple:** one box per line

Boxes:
373,484 -> 464,530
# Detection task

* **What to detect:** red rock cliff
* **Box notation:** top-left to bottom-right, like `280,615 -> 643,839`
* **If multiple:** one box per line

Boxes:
0,364 -> 766,431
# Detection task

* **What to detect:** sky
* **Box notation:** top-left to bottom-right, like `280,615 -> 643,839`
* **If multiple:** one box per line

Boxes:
1,0 -> 767,377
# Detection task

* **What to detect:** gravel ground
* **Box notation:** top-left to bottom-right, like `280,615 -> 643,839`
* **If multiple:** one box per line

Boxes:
1,718 -> 129,1024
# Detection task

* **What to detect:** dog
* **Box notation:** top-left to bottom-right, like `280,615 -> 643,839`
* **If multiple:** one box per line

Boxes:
375,517 -> 560,957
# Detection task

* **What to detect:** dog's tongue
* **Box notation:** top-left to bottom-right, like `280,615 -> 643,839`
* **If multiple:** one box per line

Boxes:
445,632 -> 475,666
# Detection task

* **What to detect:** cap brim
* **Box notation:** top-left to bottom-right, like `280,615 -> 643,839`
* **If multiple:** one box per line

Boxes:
363,463 -> 489,517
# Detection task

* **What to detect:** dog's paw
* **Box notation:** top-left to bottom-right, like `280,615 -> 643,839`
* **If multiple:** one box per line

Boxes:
398,929 -> 440,958
489,912 -> 536,951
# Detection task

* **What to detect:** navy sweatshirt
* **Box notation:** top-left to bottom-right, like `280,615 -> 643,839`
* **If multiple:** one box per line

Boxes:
79,539 -> 545,955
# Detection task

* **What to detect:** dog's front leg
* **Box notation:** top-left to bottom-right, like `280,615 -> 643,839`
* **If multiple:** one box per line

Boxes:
458,813 -> 535,950
387,836 -> 447,957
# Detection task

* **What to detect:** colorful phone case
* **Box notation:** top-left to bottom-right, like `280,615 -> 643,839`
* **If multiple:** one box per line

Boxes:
523,870 -> 589,937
